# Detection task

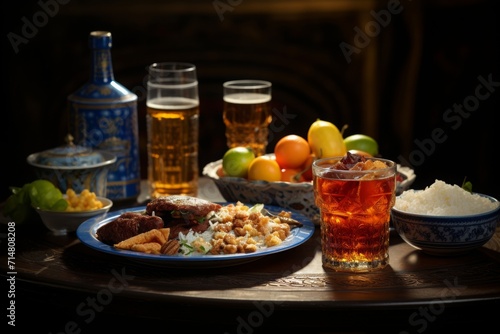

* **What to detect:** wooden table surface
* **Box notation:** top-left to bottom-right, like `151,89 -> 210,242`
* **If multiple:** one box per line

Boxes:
2,178 -> 499,333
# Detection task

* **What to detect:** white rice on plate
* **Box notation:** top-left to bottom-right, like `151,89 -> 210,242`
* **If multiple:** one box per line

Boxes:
394,179 -> 499,216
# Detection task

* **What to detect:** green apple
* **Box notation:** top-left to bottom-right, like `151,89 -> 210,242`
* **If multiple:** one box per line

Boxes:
343,134 -> 379,156
222,147 -> 256,178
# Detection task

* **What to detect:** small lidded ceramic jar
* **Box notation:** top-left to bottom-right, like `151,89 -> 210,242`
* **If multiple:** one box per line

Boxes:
27,135 -> 116,196
33,134 -> 105,167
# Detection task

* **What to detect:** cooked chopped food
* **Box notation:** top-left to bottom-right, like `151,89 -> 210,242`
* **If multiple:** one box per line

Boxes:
175,202 -> 293,255
99,195 -> 300,256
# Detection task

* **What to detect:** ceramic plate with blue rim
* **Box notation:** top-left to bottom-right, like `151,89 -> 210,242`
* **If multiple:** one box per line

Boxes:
76,203 -> 315,268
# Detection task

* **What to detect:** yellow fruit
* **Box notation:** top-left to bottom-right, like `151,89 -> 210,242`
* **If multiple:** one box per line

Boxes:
307,119 -> 346,158
248,156 -> 282,182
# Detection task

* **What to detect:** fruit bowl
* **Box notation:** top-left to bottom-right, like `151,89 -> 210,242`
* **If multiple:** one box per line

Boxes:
35,197 -> 113,235
391,191 -> 499,255
203,155 -> 416,224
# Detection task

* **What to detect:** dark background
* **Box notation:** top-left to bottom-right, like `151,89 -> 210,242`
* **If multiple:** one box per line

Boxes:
2,0 -> 499,201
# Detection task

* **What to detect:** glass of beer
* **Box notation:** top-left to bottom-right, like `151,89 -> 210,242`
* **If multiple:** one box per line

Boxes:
312,153 -> 397,272
223,80 -> 272,156
146,62 -> 199,198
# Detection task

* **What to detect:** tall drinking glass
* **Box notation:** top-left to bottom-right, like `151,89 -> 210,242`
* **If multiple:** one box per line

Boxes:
146,62 -> 199,198
312,155 -> 396,272
223,80 -> 272,156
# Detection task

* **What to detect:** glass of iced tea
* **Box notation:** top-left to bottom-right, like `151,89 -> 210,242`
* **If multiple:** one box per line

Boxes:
146,62 -> 199,198
223,80 -> 272,156
312,153 -> 397,272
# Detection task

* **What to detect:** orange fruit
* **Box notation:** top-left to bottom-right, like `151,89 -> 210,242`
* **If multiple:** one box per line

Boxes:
274,134 -> 311,169
300,153 -> 316,181
248,156 -> 281,182
280,168 -> 305,183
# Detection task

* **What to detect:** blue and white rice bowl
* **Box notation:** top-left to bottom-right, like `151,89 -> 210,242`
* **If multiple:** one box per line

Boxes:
391,193 -> 500,255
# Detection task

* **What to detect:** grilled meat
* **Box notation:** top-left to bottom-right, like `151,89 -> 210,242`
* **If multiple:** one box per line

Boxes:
146,195 -> 222,238
96,212 -> 164,245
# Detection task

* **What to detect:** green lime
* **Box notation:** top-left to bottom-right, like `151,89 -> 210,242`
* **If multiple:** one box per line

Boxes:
50,198 -> 69,211
222,147 -> 256,178
343,134 -> 379,156
28,180 -> 63,209
2,185 -> 34,224
3,180 -> 65,223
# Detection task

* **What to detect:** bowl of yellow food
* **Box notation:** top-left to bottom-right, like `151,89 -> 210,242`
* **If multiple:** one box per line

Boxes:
35,189 -> 113,235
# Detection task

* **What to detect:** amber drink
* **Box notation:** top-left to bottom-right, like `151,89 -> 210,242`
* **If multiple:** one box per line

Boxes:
223,80 -> 272,156
312,154 -> 396,272
147,63 -> 199,198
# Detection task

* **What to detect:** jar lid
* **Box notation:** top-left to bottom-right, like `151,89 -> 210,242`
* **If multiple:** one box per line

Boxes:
33,134 -> 104,167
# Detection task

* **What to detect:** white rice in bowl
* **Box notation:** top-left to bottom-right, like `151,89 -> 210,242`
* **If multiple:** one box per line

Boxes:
394,179 -> 499,216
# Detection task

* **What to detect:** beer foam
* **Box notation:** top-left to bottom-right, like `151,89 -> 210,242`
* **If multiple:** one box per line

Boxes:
147,97 -> 199,110
148,81 -> 198,89
224,93 -> 271,104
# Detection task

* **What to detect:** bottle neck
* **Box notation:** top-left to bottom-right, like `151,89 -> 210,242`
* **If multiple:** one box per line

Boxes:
90,48 -> 114,84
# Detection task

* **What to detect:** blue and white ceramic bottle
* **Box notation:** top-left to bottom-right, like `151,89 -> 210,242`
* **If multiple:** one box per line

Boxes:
68,31 -> 140,201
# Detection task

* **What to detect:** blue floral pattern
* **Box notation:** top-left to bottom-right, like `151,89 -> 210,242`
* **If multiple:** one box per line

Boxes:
392,202 -> 499,255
